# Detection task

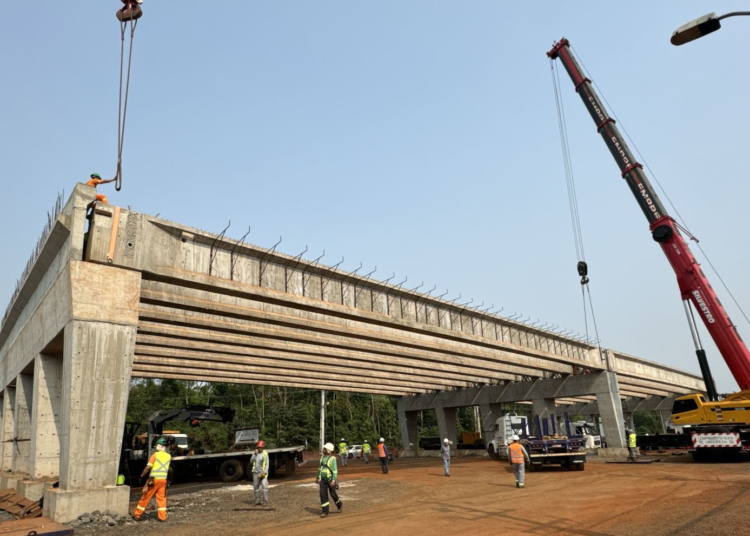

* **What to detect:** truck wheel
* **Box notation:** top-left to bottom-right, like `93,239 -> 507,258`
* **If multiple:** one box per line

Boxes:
487,445 -> 496,459
219,459 -> 244,482
575,462 -> 585,471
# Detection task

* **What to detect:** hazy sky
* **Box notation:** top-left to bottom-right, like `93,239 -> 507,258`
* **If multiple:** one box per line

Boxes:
2,2 -> 748,392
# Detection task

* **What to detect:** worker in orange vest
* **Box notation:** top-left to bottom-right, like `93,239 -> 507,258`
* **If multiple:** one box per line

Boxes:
134,437 -> 171,521
86,173 -> 116,204
508,435 -> 530,488
377,438 -> 390,474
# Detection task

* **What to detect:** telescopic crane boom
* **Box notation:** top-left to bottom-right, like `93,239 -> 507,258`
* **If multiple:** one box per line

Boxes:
547,38 -> 750,402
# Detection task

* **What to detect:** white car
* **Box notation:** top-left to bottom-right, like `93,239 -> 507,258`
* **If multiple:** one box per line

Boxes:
348,445 -> 362,458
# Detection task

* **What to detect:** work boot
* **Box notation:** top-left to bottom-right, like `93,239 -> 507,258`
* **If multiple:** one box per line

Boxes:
254,500 -> 261,506
320,513 -> 328,518
337,502 -> 343,513
515,482 -> 519,488
262,501 -> 268,507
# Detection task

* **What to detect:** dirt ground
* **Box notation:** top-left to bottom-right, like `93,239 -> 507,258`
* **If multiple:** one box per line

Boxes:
70,454 -> 750,536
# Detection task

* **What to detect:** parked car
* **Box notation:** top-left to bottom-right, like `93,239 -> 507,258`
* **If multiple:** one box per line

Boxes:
348,444 -> 362,458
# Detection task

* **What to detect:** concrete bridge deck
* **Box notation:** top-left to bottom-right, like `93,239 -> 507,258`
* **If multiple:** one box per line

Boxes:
0,185 -> 704,521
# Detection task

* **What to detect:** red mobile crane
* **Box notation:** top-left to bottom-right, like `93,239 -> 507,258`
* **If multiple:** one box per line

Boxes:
548,38 -> 750,460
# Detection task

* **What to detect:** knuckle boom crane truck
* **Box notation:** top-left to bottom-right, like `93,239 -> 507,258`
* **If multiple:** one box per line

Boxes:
548,38 -> 750,461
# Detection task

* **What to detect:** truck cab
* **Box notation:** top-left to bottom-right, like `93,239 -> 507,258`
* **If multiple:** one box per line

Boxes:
487,414 -> 528,458
570,421 -> 601,449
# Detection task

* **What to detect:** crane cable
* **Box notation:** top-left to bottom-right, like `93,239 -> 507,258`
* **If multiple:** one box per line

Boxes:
570,45 -> 750,329
114,14 -> 139,191
550,58 -> 602,351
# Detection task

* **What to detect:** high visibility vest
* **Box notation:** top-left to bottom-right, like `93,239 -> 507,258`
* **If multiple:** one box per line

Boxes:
150,451 -> 171,480
339,442 -> 348,454
378,443 -> 386,457
362,444 -> 371,454
319,455 -> 335,480
628,433 -> 637,448
509,443 -> 525,464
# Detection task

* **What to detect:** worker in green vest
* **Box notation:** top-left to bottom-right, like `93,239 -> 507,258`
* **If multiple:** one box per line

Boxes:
316,443 -> 343,518
362,440 -> 371,464
627,428 -> 638,461
338,438 -> 348,467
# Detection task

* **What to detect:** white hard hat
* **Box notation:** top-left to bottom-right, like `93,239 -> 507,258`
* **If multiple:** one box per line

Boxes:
379,437 -> 385,442
341,438 -> 345,441
444,438 -> 449,443
512,434 -> 520,441
324,442 -> 334,452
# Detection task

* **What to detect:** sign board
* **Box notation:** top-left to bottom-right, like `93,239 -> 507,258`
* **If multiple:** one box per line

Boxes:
235,428 -> 260,446
692,432 -> 740,448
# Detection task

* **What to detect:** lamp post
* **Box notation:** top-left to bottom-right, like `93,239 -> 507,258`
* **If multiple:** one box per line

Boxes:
671,11 -> 750,45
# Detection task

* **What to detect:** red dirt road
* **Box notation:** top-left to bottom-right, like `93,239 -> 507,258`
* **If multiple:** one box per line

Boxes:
261,456 -> 750,536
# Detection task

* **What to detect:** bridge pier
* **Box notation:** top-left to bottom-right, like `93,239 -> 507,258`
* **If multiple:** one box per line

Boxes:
479,403 -> 503,442
398,371 -> 629,453
436,405 -> 458,445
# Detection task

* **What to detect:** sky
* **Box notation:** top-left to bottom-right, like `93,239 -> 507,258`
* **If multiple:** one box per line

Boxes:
1,1 -> 748,392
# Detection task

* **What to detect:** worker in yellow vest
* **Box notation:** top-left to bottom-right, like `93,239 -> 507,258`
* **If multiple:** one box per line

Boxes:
134,437 -> 171,521
316,443 -> 343,518
362,440 -> 371,464
627,429 -> 638,461
508,435 -> 530,488
338,438 -> 348,467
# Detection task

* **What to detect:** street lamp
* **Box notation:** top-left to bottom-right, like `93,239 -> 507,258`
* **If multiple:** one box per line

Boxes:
671,11 -> 750,46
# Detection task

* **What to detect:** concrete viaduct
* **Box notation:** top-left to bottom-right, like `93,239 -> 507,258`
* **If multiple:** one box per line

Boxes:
0,185 -> 704,521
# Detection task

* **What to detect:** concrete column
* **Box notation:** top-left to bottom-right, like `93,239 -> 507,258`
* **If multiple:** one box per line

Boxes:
397,401 -> 418,455
19,354 -> 64,501
12,374 -> 34,475
1,388 -> 16,482
595,372 -> 626,449
532,398 -> 559,435
659,410 -> 672,433
479,403 -> 503,440
436,405 -> 457,445
44,320 -> 136,522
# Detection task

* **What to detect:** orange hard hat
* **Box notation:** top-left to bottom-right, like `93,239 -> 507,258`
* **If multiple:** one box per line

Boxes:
257,440 -> 265,448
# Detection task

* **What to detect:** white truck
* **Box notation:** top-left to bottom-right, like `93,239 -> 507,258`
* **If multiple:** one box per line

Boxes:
486,413 -> 587,471
570,421 -> 602,449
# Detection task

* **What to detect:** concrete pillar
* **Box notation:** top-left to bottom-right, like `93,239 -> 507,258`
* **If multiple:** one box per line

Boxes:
12,374 -> 34,475
43,320 -> 136,522
397,402 -> 418,455
1,388 -> 15,473
659,410 -> 672,433
436,405 -> 457,445
532,398 -> 559,435
19,354 -> 64,501
479,403 -> 503,440
596,372 -> 627,449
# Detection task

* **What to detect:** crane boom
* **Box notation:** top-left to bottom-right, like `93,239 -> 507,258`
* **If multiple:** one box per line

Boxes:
547,38 -> 750,394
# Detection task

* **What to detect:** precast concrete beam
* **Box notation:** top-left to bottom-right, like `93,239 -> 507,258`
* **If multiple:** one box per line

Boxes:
400,372 -> 621,412
135,329 -> 516,383
133,346 -> 483,389
139,287 -> 582,376
133,370 -> 408,395
132,356 -> 460,392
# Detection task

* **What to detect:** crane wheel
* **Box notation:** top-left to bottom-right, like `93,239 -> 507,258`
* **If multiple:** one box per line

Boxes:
575,462 -> 585,471
219,459 -> 244,482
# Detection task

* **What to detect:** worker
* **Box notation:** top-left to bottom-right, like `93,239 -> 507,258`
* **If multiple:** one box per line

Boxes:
627,428 -> 638,461
250,440 -> 270,506
338,438 -> 348,467
362,440 -> 371,464
377,437 -> 389,474
316,442 -> 343,518
508,435 -> 530,488
86,173 -> 116,205
441,438 -> 451,477
134,437 -> 171,522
